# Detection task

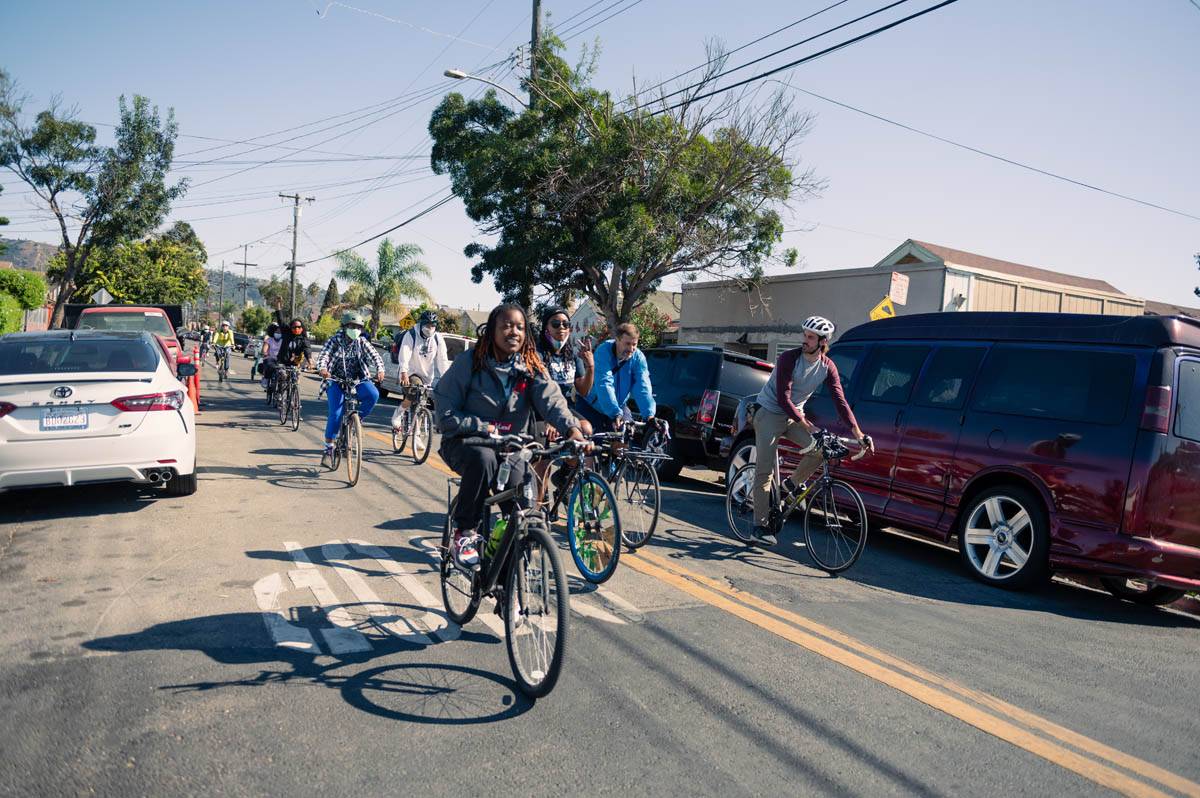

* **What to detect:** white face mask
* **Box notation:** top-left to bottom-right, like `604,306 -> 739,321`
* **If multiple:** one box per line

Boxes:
419,325 -> 432,339
345,328 -> 361,340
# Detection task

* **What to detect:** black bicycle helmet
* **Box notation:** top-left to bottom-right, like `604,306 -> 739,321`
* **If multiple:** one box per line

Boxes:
418,309 -> 439,326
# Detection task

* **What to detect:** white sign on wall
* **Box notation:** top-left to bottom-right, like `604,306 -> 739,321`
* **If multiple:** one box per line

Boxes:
889,272 -> 910,306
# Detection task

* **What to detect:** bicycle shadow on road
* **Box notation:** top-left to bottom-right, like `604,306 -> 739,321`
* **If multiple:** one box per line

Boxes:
83,611 -> 531,723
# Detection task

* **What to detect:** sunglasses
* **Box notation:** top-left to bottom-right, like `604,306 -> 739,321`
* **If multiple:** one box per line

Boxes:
547,319 -> 570,329
291,325 -> 304,331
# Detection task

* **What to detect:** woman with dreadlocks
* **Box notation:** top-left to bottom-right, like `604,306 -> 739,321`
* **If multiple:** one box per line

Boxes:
433,303 -> 588,570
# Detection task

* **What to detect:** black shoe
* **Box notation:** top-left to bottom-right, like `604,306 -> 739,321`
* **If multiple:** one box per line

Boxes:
750,526 -> 777,547
781,476 -> 797,496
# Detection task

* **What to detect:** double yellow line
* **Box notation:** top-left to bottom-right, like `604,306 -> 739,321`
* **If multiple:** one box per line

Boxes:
361,428 -> 1196,796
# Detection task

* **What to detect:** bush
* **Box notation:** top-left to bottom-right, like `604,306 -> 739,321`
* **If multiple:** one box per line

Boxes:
0,292 -> 22,334
311,314 -> 339,342
0,270 -> 47,310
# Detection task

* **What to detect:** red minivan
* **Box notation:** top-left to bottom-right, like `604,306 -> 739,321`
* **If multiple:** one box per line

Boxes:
723,312 -> 1200,604
75,306 -> 182,367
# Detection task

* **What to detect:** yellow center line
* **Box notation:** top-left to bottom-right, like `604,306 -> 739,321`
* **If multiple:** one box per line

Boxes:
624,550 -> 1195,798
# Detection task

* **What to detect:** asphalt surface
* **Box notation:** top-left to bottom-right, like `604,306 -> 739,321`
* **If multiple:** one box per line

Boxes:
1,362 -> 1198,797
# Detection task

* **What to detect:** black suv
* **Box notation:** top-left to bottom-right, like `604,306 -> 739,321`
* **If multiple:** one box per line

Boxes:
640,346 -> 772,479
232,332 -> 250,352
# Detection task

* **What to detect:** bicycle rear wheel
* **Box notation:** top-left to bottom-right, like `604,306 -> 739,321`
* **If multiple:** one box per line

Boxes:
393,408 -> 410,454
613,459 -> 660,549
566,471 -> 621,583
803,479 -> 868,573
289,382 -> 301,432
345,412 -> 362,486
278,380 -> 290,425
505,522 -> 569,699
412,407 -> 433,465
328,426 -> 343,471
725,464 -> 763,543
440,495 -> 480,625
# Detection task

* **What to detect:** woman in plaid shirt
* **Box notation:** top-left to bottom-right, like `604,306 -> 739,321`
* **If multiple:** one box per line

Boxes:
316,310 -> 386,467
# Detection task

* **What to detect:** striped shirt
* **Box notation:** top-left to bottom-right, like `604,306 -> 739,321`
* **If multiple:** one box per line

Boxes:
316,332 -> 385,382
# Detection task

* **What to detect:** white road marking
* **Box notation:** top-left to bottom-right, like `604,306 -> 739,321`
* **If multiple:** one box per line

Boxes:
322,540 -> 435,646
252,573 -> 317,651
288,567 -> 373,655
596,586 -> 644,616
411,535 -> 505,637
349,539 -> 460,642
283,541 -> 315,567
570,599 -> 627,625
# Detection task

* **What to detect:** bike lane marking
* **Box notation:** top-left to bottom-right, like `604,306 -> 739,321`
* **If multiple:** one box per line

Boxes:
347,539 -> 461,642
252,572 -> 318,652
321,541 -> 436,646
625,550 -> 1194,798
284,544 -> 374,655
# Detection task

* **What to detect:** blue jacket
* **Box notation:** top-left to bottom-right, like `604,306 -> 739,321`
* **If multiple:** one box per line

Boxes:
584,340 -> 656,419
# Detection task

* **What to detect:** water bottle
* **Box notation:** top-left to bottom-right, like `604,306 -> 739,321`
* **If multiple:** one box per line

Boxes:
496,458 -> 511,491
486,517 -> 507,558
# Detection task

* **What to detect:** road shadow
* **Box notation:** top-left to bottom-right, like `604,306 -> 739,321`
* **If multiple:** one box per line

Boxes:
83,611 -> 530,723
246,522 -> 445,579
0,482 -> 166,522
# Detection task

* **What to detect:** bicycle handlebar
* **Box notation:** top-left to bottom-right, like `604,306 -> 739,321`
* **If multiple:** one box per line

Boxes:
796,429 -> 872,461
458,433 -> 588,459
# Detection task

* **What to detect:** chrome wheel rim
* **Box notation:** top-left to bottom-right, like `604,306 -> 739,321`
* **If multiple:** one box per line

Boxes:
962,496 -> 1033,581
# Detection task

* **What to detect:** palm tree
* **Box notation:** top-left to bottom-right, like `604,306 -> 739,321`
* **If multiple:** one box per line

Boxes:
333,239 -> 432,335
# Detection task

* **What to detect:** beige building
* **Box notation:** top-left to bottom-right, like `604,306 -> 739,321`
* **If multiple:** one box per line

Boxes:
679,239 -> 1147,361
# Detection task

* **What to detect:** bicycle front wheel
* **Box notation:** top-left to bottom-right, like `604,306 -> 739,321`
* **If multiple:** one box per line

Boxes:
803,479 -> 868,573
289,382 -> 301,432
505,522 -> 569,699
440,495 -> 480,625
278,382 -> 289,425
345,412 -> 362,486
412,407 -> 433,465
613,459 -> 660,549
566,471 -> 621,583
725,464 -> 763,543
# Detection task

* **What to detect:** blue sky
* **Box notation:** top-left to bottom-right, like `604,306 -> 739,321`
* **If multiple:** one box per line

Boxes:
2,0 -> 1198,310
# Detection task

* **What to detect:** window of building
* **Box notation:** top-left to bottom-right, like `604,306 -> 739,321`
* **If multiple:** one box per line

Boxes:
1175,359 -> 1200,442
971,346 -> 1134,425
913,346 -> 987,410
859,345 -> 931,404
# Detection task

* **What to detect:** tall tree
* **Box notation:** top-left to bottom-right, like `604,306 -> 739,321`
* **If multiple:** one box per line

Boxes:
50,228 -> 207,304
0,71 -> 185,327
320,277 -> 340,313
430,39 -> 815,329
0,184 -> 8,255
333,238 -> 432,335
257,275 -> 289,309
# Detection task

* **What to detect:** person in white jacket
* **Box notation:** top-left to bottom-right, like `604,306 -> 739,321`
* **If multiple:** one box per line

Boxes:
392,309 -> 450,431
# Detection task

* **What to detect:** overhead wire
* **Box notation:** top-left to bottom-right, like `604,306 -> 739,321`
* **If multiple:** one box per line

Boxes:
561,0 -> 648,41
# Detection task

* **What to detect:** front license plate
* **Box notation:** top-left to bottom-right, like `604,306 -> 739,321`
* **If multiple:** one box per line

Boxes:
40,406 -> 88,431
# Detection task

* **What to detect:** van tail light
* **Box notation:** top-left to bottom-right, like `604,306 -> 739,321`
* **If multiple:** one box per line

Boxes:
1140,385 -> 1171,433
0,402 -> 15,418
112,391 -> 185,412
698,389 -> 719,426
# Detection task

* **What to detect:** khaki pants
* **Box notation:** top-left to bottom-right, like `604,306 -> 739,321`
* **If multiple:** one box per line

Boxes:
752,408 -> 823,527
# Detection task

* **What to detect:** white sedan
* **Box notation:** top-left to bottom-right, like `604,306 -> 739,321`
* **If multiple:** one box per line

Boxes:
0,330 -> 198,495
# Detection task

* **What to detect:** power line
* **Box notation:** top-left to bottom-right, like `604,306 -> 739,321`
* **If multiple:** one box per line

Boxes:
554,0 -> 609,28
662,0 -> 961,112
556,0 -> 635,39
307,193 -> 457,265
562,0 -> 647,41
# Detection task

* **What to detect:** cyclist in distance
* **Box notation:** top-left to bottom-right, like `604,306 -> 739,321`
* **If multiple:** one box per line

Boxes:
578,322 -> 658,435
392,309 -> 451,431
750,315 -> 874,547
212,320 -> 236,373
259,321 -> 282,391
433,303 -> 588,570
317,310 -> 386,468
198,324 -> 212,364
532,305 -> 594,502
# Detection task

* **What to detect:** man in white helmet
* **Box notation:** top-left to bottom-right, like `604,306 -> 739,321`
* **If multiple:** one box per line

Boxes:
391,309 -> 450,432
750,315 -> 873,547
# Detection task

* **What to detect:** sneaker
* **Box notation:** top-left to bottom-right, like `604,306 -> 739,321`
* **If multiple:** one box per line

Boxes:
453,531 -> 480,569
320,446 -> 334,468
750,526 -> 778,547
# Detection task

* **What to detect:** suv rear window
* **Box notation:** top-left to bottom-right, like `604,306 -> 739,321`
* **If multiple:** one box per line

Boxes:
645,349 -> 719,393
971,345 -> 1134,425
77,310 -> 174,337
719,356 -> 771,397
0,338 -> 159,374
1175,359 -> 1200,442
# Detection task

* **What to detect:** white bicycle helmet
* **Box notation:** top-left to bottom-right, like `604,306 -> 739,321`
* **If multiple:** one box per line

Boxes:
802,315 -> 835,338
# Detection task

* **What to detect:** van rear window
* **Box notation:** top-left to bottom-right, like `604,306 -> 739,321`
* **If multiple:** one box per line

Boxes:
1175,360 -> 1200,442
971,346 -> 1134,425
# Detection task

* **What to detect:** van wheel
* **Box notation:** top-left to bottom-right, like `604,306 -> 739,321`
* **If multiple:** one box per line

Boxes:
957,485 -> 1049,590
725,438 -> 755,486
1098,577 -> 1186,607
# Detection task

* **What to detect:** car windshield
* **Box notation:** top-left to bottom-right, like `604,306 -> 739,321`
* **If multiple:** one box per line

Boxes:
0,338 -> 159,375
77,311 -> 174,337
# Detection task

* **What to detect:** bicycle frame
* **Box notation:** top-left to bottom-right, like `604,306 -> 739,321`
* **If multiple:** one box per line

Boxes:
766,432 -> 870,528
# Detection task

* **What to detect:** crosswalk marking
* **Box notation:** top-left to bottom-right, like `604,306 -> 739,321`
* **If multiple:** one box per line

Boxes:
252,573 -> 317,651
288,567 -> 374,654
322,540 -> 436,646
349,539 -> 461,642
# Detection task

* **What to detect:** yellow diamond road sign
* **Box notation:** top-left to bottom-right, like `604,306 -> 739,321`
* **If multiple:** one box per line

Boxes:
869,297 -> 895,321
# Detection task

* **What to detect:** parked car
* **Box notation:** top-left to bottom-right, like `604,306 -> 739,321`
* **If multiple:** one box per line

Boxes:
0,330 -> 198,495
720,312 -> 1200,602
244,338 -> 264,359
639,345 -> 773,480
375,333 -> 475,400
75,305 -> 182,367
232,332 -> 250,352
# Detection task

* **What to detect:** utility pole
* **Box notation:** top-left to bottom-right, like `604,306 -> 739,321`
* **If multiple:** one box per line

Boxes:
530,0 -> 542,108
234,243 -> 256,314
280,192 -> 316,319
218,260 -> 226,321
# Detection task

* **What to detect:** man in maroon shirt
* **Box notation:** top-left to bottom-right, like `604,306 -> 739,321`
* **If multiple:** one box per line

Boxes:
751,316 -> 873,546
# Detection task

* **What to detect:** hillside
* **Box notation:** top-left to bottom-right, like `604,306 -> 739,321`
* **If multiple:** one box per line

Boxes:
0,237 -> 59,272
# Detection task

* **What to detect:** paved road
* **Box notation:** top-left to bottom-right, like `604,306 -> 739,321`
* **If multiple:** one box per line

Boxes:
2,365 -> 1198,797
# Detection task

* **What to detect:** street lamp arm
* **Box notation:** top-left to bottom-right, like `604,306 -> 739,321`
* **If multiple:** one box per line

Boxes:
443,69 -> 529,108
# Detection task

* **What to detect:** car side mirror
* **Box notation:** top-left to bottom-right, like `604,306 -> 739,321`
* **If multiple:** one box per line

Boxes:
177,363 -> 198,378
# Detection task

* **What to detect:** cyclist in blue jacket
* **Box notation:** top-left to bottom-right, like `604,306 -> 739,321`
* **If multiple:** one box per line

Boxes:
577,322 -> 657,433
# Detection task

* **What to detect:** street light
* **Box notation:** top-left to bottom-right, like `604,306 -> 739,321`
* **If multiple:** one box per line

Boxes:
443,68 -> 529,108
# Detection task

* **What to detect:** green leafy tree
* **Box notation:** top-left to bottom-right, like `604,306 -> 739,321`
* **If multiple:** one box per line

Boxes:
0,183 -> 8,255
0,71 -> 186,327
0,269 -> 47,309
334,238 -> 432,335
50,231 -> 206,304
430,39 -> 815,330
311,313 -> 339,342
0,293 -> 20,333
239,305 -> 270,335
321,277 -> 340,314
584,302 -> 671,348
257,275 -> 289,308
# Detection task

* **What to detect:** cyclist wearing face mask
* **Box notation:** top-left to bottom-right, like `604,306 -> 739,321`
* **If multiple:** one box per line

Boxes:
392,309 -> 451,431
317,310 -> 386,467
258,322 -> 282,390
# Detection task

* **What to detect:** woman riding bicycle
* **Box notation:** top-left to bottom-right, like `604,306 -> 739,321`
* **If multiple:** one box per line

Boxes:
750,315 -> 874,547
212,321 -> 235,373
258,322 -> 282,390
316,310 -> 385,468
531,305 -> 594,504
433,303 -> 588,570
267,298 -> 313,391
